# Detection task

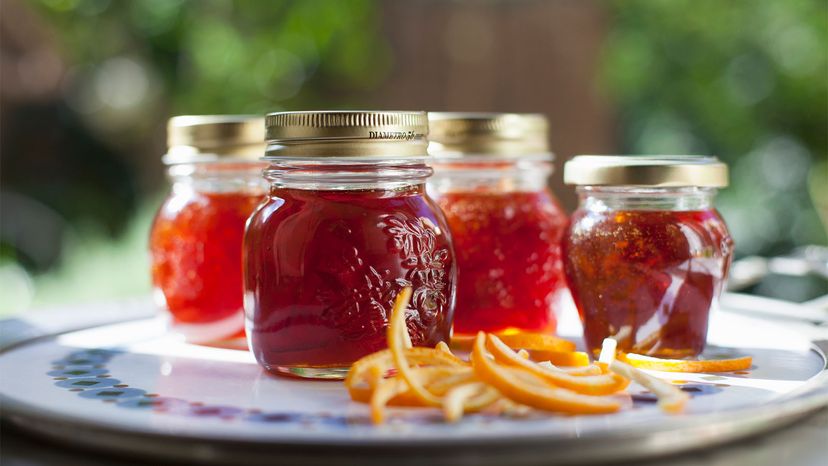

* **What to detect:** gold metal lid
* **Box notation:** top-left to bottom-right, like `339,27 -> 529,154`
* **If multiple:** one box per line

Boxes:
165,115 -> 265,163
265,111 -> 428,158
564,155 -> 729,187
427,112 -> 550,157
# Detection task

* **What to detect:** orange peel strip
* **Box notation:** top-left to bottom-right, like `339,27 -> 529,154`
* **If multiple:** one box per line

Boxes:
370,378 -> 407,424
435,341 -> 469,365
352,366 -> 462,407
350,385 -> 432,407
425,367 -> 476,396
487,334 -> 630,396
495,332 -> 577,352
471,332 -> 622,415
443,382 -> 500,423
452,332 -> 576,353
598,338 -> 618,364
369,366 -> 468,422
528,350 -> 590,367
608,359 -> 689,414
389,287 -> 442,406
621,353 -> 753,373
345,347 -> 465,390
537,360 -> 603,376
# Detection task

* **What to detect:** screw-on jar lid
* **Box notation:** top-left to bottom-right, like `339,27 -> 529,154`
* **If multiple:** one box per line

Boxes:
165,115 -> 265,164
564,155 -> 729,187
265,111 -> 428,158
428,112 -> 550,158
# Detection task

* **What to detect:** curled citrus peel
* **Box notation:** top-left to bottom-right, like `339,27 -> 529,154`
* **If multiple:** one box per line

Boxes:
451,332 -> 576,354
346,289 -> 721,423
388,288 -> 444,407
471,333 -> 622,414
609,360 -> 689,414
486,334 -> 630,396
345,347 -> 464,399
494,332 -> 577,352
620,353 -> 753,373
600,338 -> 689,414
528,349 -> 590,367
443,382 -> 501,423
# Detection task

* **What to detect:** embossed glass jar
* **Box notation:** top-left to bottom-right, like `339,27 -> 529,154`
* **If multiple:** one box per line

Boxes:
150,116 -> 266,343
244,111 -> 456,379
427,113 -> 568,335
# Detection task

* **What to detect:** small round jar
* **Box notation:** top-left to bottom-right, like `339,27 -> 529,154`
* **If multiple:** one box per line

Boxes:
562,155 -> 734,358
427,113 -> 568,335
244,111 -> 456,379
150,116 -> 266,343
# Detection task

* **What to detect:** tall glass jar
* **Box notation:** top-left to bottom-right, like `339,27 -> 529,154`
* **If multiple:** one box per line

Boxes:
244,111 -> 456,379
427,113 -> 568,335
150,116 -> 266,343
562,155 -> 734,358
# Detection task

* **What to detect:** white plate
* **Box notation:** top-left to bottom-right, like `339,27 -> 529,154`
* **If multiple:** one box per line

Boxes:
1,297 -> 827,465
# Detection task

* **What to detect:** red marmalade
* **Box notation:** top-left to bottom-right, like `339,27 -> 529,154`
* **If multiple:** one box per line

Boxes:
244,186 -> 454,370
436,190 -> 568,334
151,115 -> 265,343
150,191 -> 262,331
246,109 -> 452,378
427,112 -> 565,336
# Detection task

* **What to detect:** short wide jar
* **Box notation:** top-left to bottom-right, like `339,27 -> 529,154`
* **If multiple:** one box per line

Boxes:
150,116 -> 266,342
427,113 -> 568,335
562,156 -> 734,358
244,111 -> 456,379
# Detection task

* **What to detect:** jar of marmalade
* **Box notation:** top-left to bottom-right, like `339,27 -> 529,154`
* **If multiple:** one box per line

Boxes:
427,113 -> 568,335
244,111 -> 456,379
150,116 -> 266,343
562,155 -> 734,358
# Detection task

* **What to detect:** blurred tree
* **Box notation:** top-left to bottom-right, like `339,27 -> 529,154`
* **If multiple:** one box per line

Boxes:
1,0 -> 390,311
3,0 -> 389,268
3,0 -> 826,310
603,0 -> 827,257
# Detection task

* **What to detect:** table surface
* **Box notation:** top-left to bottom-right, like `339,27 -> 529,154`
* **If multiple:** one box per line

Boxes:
1,296 -> 827,466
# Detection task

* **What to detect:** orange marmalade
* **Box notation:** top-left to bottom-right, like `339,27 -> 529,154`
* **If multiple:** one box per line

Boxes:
562,155 -> 733,357
151,115 -> 265,342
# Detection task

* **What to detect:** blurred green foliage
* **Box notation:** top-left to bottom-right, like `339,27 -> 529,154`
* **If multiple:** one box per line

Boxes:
36,0 -> 390,114
4,0 -> 825,314
2,0 -> 390,314
603,0 -> 827,256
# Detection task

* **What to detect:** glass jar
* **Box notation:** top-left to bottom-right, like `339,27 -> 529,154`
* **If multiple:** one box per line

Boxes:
562,155 -> 734,358
427,113 -> 568,335
150,116 -> 266,343
244,111 -> 456,379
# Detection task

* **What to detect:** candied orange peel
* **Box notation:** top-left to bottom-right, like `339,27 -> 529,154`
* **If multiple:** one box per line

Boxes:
451,331 -> 576,353
344,289 -> 733,423
345,288 -> 712,424
619,353 -> 753,373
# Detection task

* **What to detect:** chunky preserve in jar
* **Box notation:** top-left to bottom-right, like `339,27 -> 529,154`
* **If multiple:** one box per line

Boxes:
150,116 -> 266,342
244,111 -> 456,378
562,156 -> 733,358
427,113 -> 568,335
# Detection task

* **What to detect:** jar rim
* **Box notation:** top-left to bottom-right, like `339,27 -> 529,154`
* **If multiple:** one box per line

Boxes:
429,152 -> 554,164
428,112 -> 550,157
564,155 -> 728,187
165,115 -> 265,164
265,111 -> 428,158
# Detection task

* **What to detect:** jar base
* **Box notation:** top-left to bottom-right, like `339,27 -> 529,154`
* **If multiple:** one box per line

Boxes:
270,365 -> 350,380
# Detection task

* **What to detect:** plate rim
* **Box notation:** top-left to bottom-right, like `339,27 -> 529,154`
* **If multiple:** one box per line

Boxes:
3,371 -> 828,464
2,298 -> 828,464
